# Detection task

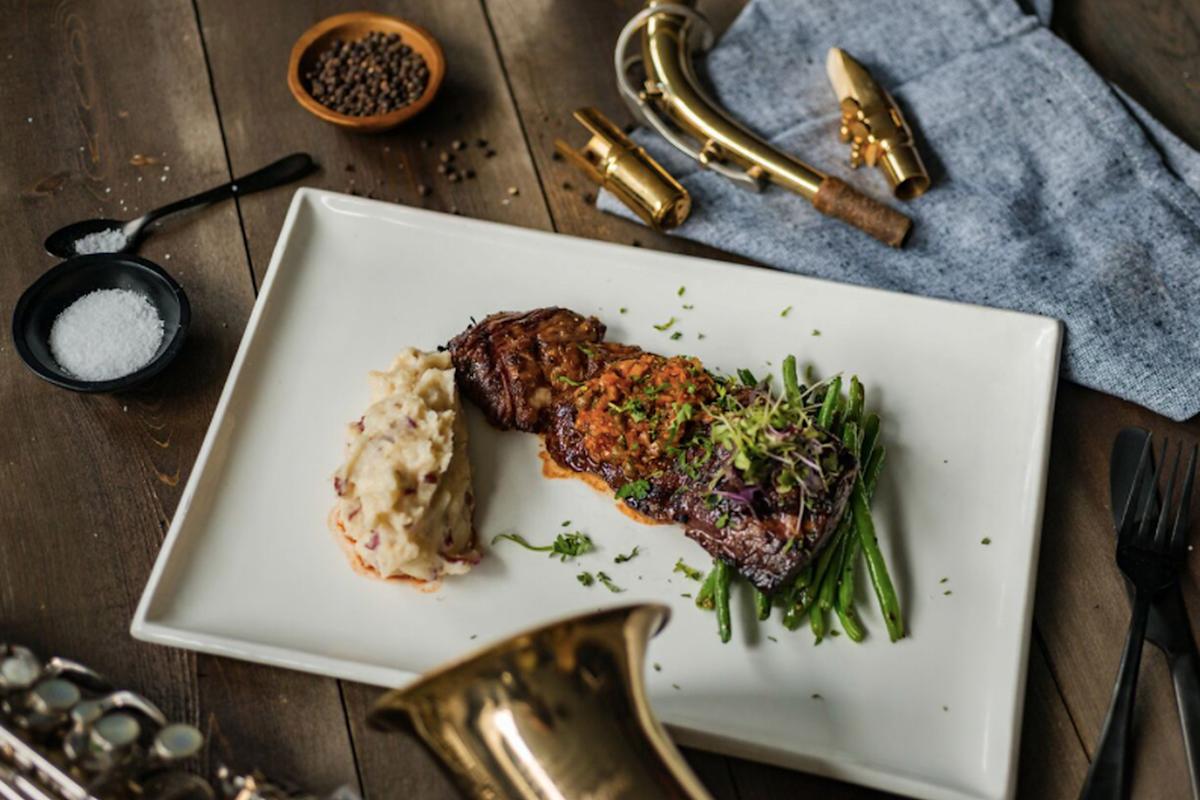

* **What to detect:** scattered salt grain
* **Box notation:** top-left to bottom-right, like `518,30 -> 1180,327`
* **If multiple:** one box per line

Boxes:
73,228 -> 128,255
49,289 -> 164,381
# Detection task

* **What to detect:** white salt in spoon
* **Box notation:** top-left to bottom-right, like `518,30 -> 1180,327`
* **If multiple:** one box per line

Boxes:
43,153 -> 315,258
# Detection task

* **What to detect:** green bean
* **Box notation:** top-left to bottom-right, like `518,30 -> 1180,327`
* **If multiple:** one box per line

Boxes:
852,480 -> 904,641
782,355 -> 802,405
842,421 -> 860,460
837,537 -> 860,612
754,588 -> 771,621
783,586 -> 814,630
860,413 -> 881,464
695,568 -> 718,610
810,604 -> 826,643
793,564 -> 813,590
836,605 -> 866,642
813,523 -> 845,585
846,376 -> 864,425
737,368 -> 758,387
818,534 -> 846,612
714,560 -> 733,643
831,392 -> 846,431
817,376 -> 841,429
864,444 -> 887,497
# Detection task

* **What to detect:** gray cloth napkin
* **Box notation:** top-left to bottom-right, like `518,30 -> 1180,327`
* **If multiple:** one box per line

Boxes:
599,0 -> 1200,420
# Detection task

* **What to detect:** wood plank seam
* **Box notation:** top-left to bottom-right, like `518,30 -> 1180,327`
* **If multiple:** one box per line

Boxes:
336,681 -> 369,796
474,0 -> 558,230
190,0 -> 260,295
1033,622 -> 1092,760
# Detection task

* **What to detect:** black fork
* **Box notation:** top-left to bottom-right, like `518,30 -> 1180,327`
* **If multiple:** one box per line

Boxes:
1081,435 -> 1198,800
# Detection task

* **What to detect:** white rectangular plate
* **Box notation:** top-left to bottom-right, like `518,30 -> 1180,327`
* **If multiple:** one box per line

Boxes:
134,189 -> 1061,800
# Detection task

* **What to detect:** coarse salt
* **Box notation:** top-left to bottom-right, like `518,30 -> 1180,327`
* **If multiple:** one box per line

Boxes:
49,289 -> 164,381
73,228 -> 128,255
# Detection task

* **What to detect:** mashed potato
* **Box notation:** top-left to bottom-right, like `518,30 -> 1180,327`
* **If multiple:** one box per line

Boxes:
329,348 -> 480,581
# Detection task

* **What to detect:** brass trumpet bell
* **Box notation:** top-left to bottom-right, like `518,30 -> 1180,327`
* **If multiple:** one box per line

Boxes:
369,603 -> 712,800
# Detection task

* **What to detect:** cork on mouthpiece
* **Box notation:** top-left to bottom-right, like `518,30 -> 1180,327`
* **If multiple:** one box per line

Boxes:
812,177 -> 912,248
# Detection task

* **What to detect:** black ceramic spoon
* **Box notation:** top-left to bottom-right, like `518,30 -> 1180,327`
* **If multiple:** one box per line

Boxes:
44,152 -> 317,258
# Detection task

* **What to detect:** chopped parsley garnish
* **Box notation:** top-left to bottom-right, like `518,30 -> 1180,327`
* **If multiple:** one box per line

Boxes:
608,398 -> 649,422
492,531 -> 594,562
767,635 -> 778,643
670,331 -> 683,340
780,305 -> 793,317
619,307 -> 628,314
673,559 -> 703,581
653,662 -> 662,671
812,329 -> 821,336
697,333 -> 706,340
981,537 -> 992,545
677,286 -> 686,296
939,577 -> 948,583
682,303 -> 694,310
616,479 -> 651,501
557,374 -> 585,387
614,546 -> 641,563
562,520 -> 572,527
653,316 -> 678,331
577,571 -> 594,586
596,571 -> 623,593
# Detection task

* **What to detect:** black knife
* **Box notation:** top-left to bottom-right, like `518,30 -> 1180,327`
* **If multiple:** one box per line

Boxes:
1111,427 -> 1200,797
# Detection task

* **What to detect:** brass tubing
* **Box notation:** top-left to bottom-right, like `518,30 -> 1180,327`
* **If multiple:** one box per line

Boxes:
635,1 -> 912,246
642,6 -> 824,199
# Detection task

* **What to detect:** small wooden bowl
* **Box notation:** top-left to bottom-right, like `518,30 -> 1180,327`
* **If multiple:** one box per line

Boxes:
288,11 -> 445,133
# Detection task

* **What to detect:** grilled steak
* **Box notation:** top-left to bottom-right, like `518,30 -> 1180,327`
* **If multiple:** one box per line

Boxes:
448,308 -> 856,593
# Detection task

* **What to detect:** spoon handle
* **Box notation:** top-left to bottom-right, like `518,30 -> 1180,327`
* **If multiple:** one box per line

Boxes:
135,153 -> 317,228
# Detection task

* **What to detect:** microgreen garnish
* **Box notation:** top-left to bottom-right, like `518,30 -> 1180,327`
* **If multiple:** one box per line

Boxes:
614,546 -> 641,563
616,479 -> 650,501
577,571 -> 594,586
557,375 -> 585,387
577,343 -> 597,357
673,559 -> 703,581
780,305 -> 793,317
596,571 -> 623,593
715,512 -> 730,529
492,531 -> 594,562
654,316 -> 678,331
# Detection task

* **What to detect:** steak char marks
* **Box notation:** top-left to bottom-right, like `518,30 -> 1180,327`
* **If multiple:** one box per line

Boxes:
449,308 -> 856,593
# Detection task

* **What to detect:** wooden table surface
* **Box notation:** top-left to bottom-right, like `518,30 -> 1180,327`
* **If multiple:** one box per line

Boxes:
3,1 -> 1198,797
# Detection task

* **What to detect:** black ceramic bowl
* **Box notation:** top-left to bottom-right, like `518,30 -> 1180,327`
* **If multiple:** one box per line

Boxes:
12,254 -> 190,392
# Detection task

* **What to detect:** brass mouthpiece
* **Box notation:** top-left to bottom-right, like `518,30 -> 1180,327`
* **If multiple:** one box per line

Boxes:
555,107 -> 692,230
369,604 -> 712,800
617,1 -> 912,247
826,48 -> 931,200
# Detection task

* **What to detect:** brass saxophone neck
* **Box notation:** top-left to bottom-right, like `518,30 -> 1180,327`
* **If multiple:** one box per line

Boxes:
618,2 -> 913,247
